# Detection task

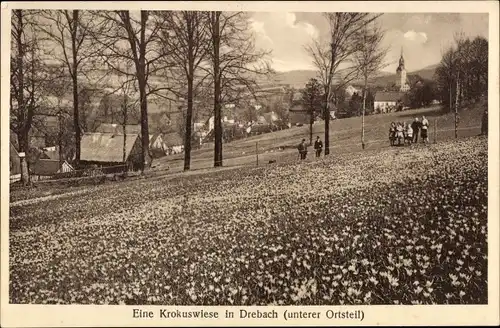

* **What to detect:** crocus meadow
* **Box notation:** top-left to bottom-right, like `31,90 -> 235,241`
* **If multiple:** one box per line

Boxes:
9,137 -> 488,305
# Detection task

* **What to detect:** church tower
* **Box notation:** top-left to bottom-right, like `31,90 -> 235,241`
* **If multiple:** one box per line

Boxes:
396,47 -> 410,92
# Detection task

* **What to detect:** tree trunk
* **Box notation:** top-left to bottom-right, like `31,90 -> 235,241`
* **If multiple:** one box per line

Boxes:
324,92 -> 330,156
361,77 -> 367,150
184,16 -> 195,171
138,11 -> 150,172
72,10 -> 81,168
123,102 -> 127,163
138,78 -> 149,171
18,130 -> 30,185
212,12 -> 223,167
15,10 -> 30,185
184,77 -> 194,171
59,112 -> 63,165
309,107 -> 313,146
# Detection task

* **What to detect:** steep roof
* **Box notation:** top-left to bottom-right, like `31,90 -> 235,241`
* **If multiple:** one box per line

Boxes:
80,132 -> 139,163
162,132 -> 183,146
149,131 -> 163,146
31,159 -> 60,176
374,91 -> 404,102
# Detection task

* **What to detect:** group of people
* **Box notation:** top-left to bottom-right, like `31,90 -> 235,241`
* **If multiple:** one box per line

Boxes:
389,116 -> 430,146
298,136 -> 323,160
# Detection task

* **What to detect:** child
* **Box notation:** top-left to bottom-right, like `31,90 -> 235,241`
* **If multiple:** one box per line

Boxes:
389,122 -> 396,146
405,122 -> 413,145
396,122 -> 404,146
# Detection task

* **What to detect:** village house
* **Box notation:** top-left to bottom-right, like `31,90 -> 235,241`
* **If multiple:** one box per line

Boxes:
80,131 -> 150,171
162,132 -> 184,155
374,91 -> 405,113
30,159 -> 74,181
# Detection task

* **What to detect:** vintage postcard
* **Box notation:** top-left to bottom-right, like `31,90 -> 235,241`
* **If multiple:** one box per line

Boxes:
1,1 -> 499,327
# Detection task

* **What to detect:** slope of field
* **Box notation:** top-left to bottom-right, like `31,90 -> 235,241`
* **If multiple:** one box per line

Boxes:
155,101 -> 486,172
10,136 -> 488,305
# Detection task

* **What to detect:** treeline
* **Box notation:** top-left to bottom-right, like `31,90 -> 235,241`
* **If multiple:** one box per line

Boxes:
434,35 -> 488,110
10,10 -> 272,184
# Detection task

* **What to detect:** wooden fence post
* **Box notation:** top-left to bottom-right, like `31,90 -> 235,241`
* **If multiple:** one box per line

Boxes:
256,141 -> 259,167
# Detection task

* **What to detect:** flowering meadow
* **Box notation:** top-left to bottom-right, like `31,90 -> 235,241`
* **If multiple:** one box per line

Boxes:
9,137 -> 488,305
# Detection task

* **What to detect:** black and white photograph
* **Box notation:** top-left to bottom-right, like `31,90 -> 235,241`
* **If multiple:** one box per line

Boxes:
1,1 -> 499,326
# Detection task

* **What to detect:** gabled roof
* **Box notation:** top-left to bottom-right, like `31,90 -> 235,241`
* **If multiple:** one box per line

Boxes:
31,159 -> 60,176
374,91 -> 405,102
80,132 -> 139,163
149,131 -> 163,146
162,132 -> 183,146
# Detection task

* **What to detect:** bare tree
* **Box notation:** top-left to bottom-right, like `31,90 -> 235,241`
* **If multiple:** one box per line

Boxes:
353,20 -> 388,149
159,11 -> 209,171
306,13 -> 379,156
10,10 -> 50,185
301,78 -> 323,145
91,10 -> 174,172
435,34 -> 488,111
205,11 -> 273,167
37,10 -> 100,167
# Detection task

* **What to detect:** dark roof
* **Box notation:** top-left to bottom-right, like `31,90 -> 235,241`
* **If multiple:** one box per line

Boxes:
289,112 -> 310,125
31,159 -> 60,176
80,132 -> 139,163
374,92 -> 405,102
149,131 -> 163,146
162,132 -> 183,146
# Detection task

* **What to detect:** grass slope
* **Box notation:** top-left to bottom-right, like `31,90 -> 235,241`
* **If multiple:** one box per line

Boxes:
156,100 -> 486,172
9,136 -> 488,305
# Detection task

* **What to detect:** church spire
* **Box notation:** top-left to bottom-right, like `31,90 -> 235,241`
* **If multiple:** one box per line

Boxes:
399,46 -> 405,68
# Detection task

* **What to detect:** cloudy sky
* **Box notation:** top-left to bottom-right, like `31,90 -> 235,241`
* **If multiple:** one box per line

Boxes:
249,13 -> 489,73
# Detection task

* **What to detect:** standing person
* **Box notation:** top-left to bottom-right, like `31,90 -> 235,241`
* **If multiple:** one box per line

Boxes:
421,116 -> 429,144
396,122 -> 404,146
389,122 -> 396,146
405,121 -> 413,145
314,136 -> 323,158
411,118 -> 420,144
298,139 -> 308,160
481,109 -> 488,135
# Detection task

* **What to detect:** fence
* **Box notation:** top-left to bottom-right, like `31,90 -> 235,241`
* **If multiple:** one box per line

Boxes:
30,164 -> 130,185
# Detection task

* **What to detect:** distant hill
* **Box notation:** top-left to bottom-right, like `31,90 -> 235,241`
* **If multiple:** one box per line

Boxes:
273,64 -> 438,89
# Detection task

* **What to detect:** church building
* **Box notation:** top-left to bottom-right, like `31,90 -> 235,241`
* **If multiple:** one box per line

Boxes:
396,48 -> 410,92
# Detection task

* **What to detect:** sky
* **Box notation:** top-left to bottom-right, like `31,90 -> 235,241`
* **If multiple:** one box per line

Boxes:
249,12 -> 489,73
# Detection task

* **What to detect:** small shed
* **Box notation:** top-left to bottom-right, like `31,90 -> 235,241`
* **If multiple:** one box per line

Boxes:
80,132 -> 150,171
30,159 -> 74,180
